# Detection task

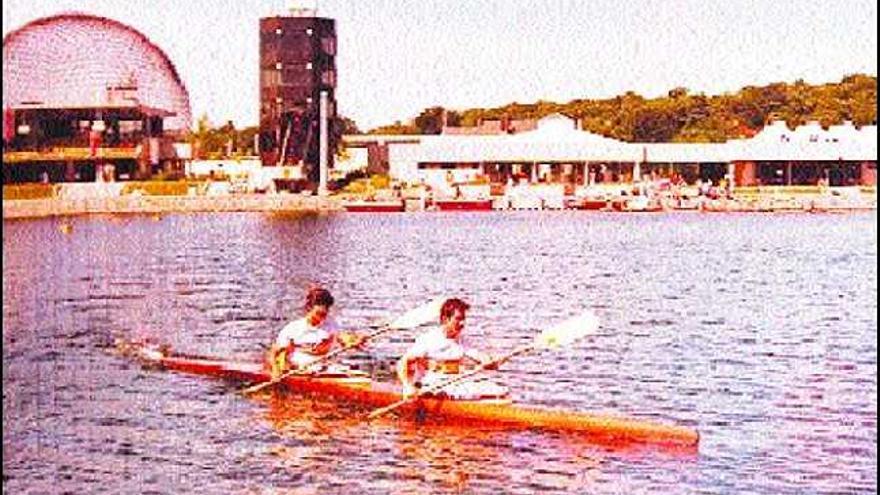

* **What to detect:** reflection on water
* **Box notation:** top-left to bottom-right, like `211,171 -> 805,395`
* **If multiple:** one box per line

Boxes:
3,211 -> 877,494
258,391 -> 684,494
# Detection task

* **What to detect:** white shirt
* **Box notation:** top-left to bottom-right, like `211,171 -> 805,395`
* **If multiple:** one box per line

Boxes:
407,327 -> 467,362
404,327 -> 510,400
275,316 -> 341,352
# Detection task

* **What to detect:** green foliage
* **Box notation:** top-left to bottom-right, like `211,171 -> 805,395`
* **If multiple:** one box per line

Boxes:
372,74 -> 877,142
340,173 -> 391,194
2,184 -> 57,200
368,120 -> 420,135
334,116 -> 361,136
187,114 -> 359,158
343,179 -> 369,194
369,173 -> 390,189
121,181 -> 190,196
413,106 -> 462,134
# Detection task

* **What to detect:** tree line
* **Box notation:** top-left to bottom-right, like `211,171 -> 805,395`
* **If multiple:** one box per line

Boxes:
185,74 -> 876,155
186,115 -> 360,160
369,74 -> 877,142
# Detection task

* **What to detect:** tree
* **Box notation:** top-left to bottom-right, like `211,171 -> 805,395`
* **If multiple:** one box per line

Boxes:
335,115 -> 361,135
668,87 -> 689,99
368,121 -> 419,135
364,74 -> 876,141
414,106 -> 448,134
633,106 -> 679,142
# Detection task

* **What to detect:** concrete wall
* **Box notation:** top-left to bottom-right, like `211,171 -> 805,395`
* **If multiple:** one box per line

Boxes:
3,194 -> 342,219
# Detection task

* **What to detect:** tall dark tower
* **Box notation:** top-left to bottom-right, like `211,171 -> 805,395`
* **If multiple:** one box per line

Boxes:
259,11 -> 336,184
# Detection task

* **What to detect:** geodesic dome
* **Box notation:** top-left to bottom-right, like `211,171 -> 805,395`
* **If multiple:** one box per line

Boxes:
3,12 -> 192,130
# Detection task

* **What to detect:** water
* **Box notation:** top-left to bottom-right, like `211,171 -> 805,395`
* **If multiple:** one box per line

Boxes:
3,211 -> 877,494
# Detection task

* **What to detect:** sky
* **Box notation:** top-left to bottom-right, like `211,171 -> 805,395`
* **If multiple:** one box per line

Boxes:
3,0 -> 877,131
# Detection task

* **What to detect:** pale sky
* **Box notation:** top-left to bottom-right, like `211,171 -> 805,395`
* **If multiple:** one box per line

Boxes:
3,0 -> 877,131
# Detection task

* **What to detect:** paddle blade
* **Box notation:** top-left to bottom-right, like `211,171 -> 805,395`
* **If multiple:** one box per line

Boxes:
535,310 -> 600,349
387,297 -> 445,329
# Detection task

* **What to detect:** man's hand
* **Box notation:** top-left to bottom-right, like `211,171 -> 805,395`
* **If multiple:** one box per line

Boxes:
481,355 -> 500,371
339,332 -> 366,349
401,383 -> 417,400
269,347 -> 289,379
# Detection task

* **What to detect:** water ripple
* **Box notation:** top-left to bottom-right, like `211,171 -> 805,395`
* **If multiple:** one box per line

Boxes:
3,211 -> 877,494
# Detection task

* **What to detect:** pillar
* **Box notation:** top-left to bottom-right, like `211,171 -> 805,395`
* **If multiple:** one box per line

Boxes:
318,90 -> 329,195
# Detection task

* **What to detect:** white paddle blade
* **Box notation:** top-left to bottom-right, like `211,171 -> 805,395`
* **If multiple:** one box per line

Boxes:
536,310 -> 600,349
388,297 -> 445,329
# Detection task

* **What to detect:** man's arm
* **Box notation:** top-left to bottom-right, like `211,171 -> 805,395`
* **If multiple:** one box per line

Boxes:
463,347 -> 499,370
397,351 -> 423,398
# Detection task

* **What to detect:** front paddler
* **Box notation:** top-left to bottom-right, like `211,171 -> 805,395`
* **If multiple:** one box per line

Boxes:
396,298 -> 509,400
267,286 -> 365,378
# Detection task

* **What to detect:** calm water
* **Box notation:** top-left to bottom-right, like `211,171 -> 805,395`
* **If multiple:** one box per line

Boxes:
3,211 -> 877,494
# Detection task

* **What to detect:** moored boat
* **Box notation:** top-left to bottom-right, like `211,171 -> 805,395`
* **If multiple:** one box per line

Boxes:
134,346 -> 700,447
342,199 -> 406,212
610,196 -> 664,212
574,198 -> 609,211
432,198 -> 494,211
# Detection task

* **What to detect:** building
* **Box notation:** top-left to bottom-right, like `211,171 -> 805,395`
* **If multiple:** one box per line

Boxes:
728,120 -> 876,187
341,134 -> 422,175
2,13 -> 191,184
384,114 -> 877,191
258,9 -> 337,186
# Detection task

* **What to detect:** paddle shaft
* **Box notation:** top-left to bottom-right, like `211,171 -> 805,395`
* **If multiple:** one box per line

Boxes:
368,343 -> 537,420
242,323 -> 395,395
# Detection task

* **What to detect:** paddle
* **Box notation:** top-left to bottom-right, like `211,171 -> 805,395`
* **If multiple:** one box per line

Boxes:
367,310 -> 600,420
242,297 -> 446,395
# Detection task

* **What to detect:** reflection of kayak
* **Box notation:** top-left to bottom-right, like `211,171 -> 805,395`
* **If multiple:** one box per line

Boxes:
135,346 -> 699,447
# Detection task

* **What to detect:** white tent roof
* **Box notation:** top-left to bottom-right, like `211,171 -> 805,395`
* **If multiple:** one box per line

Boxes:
403,115 -> 639,163
385,116 -> 877,165
733,120 -> 876,161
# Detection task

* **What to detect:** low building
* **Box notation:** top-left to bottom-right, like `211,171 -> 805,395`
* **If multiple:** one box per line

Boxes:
3,100 -> 184,183
384,114 -> 877,192
2,13 -> 192,184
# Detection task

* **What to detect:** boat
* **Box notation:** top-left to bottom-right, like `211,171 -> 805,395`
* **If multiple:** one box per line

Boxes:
565,195 -> 608,211
575,198 -> 608,211
671,196 -> 701,211
431,198 -> 494,211
132,345 -> 700,447
610,196 -> 664,212
342,199 -> 406,212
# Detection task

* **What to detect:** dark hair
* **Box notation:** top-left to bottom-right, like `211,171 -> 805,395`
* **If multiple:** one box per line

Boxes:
440,298 -> 470,322
304,287 -> 334,311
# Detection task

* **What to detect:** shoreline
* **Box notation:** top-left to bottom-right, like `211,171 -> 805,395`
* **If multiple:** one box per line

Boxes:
2,194 -> 343,220
3,189 -> 876,220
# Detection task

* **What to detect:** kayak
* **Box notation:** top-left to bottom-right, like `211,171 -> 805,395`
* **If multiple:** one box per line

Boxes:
134,345 -> 700,447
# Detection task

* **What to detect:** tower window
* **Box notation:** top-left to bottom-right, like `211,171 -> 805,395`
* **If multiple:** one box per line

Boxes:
321,37 -> 336,55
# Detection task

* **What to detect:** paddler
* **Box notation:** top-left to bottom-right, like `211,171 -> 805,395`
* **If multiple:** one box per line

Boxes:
268,286 -> 364,378
396,298 -> 509,400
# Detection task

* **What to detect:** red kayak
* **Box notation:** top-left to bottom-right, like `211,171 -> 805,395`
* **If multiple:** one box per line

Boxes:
135,346 -> 699,448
